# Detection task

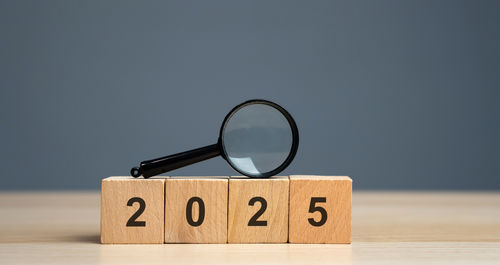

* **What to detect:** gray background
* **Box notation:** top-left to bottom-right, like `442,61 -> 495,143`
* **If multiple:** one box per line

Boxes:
1,0 -> 499,190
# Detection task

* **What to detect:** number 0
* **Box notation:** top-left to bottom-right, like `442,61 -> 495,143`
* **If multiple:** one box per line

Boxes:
186,197 -> 205,227
308,197 -> 327,226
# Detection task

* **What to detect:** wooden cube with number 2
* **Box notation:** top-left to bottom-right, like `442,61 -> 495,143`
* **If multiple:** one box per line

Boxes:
101,177 -> 165,244
227,176 -> 289,243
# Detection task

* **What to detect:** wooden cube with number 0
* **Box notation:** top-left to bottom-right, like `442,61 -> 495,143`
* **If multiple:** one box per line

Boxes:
289,175 -> 352,243
228,176 -> 289,243
101,176 -> 165,244
164,177 -> 228,243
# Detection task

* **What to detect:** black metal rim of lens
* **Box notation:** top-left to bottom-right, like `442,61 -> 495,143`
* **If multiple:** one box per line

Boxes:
218,99 -> 299,178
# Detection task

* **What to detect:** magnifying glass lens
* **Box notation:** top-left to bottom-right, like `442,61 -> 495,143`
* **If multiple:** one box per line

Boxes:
221,102 -> 296,177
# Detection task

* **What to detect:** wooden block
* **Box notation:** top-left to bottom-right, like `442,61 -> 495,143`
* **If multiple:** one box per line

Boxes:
288,175 -> 352,243
227,176 -> 289,243
164,176 -> 228,243
100,176 -> 165,244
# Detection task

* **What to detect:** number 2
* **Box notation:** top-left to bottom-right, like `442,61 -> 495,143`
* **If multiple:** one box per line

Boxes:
126,197 -> 146,227
308,197 -> 327,226
248,197 -> 267,226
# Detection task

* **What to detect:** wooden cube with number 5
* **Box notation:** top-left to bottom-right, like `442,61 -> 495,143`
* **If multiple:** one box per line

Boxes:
289,175 -> 352,243
101,176 -> 165,244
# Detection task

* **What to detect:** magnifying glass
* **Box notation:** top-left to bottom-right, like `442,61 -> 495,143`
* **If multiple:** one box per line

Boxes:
130,99 -> 299,178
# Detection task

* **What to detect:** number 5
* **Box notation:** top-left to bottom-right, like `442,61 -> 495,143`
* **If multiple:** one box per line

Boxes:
308,197 -> 327,226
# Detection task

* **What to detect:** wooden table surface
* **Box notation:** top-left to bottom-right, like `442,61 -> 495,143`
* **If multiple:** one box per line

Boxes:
1,191 -> 499,264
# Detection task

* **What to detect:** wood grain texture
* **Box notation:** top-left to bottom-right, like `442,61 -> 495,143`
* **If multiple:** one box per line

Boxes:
227,176 -> 289,243
289,175 -> 352,243
164,177 -> 228,243
2,191 -> 500,265
101,176 -> 165,244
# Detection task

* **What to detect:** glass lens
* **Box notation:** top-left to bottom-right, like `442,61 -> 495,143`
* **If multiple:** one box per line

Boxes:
221,103 -> 293,176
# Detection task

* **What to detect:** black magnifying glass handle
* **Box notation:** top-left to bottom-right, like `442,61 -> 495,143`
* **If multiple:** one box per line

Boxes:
131,143 -> 221,178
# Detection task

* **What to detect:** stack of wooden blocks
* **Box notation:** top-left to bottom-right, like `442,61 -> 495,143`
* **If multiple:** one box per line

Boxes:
101,175 -> 352,244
